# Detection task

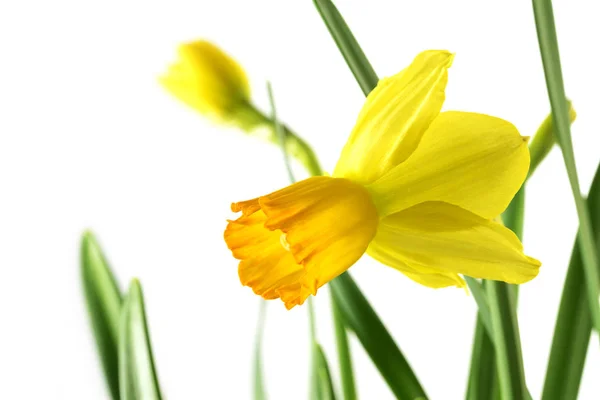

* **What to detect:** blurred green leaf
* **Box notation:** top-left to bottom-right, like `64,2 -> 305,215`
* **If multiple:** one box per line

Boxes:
253,301 -> 268,400
331,274 -> 426,399
315,344 -> 337,400
81,231 -> 123,400
533,0 -> 600,332
119,279 -> 163,400
542,164 -> 600,400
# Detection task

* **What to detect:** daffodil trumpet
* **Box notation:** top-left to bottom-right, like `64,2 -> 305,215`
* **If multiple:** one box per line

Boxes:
225,50 -> 541,309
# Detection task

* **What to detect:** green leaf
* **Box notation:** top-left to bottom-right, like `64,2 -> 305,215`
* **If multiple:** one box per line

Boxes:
313,0 -> 378,96
253,301 -> 268,400
542,164 -> 600,400
315,344 -> 338,400
119,279 -> 163,400
330,273 -> 427,399
487,280 -> 528,400
464,276 -> 493,338
466,292 -> 499,400
331,296 -> 357,400
533,0 -> 600,332
81,231 -> 123,400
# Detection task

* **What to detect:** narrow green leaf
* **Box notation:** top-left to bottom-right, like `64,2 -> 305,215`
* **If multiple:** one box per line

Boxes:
532,0 -> 600,332
81,231 -> 123,400
253,301 -> 268,400
313,0 -> 378,96
503,187 -> 526,308
119,279 -> 163,400
487,280 -> 527,400
464,276 -> 493,339
542,164 -> 600,400
315,344 -> 338,400
466,293 -> 499,400
330,273 -> 427,399
331,295 -> 357,400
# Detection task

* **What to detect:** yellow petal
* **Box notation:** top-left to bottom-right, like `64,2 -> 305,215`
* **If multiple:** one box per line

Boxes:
367,202 -> 541,285
367,111 -> 530,219
334,50 -> 454,185
224,176 -> 379,308
370,246 -> 465,288
160,40 -> 250,119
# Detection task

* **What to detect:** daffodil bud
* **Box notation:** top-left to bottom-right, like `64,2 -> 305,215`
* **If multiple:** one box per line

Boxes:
160,40 -> 259,127
528,102 -> 577,177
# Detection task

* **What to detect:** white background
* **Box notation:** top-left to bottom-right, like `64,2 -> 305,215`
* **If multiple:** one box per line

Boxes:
1,0 -> 599,399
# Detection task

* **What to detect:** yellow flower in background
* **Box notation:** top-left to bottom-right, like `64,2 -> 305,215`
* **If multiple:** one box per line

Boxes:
224,50 -> 541,309
160,40 -> 251,123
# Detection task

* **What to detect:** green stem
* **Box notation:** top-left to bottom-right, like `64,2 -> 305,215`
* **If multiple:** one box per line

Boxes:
487,280 -> 527,400
532,0 -> 600,332
331,294 -> 357,400
466,283 -> 499,400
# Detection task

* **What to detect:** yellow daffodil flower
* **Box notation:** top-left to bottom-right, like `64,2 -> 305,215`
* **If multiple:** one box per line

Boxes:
160,40 -> 251,123
224,50 -> 541,309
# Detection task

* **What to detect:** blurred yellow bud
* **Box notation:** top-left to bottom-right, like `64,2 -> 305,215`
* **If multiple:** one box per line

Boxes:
160,40 -> 253,124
